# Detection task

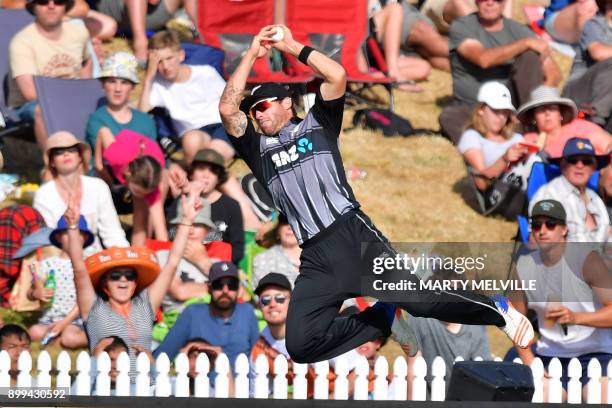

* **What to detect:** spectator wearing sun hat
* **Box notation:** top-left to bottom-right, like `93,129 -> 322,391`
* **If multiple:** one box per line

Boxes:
33,131 -> 129,253
26,214 -> 94,350
530,137 -> 611,242
86,51 -> 157,173
519,86 -> 611,159
8,0 -> 91,151
63,184 -> 204,379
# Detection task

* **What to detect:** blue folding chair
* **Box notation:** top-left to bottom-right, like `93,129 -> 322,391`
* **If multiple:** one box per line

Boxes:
516,161 -> 600,242
34,77 -> 105,140
0,9 -> 35,140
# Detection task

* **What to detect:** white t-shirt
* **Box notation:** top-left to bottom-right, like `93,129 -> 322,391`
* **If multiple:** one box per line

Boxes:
457,129 -> 523,168
33,176 -> 129,252
148,65 -> 226,136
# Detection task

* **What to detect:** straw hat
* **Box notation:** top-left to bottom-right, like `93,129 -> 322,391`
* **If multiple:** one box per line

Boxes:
85,246 -> 160,292
45,131 -> 91,173
517,86 -> 578,127
99,52 -> 140,84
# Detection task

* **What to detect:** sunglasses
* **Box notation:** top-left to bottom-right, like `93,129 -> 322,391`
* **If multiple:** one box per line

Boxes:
260,294 -> 288,306
531,220 -> 564,232
565,156 -> 595,166
33,0 -> 69,6
50,145 -> 79,157
249,98 -> 277,118
107,269 -> 137,281
211,278 -> 239,291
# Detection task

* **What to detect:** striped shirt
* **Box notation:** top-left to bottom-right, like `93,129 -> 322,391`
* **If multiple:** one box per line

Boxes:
85,289 -> 154,380
229,93 -> 358,245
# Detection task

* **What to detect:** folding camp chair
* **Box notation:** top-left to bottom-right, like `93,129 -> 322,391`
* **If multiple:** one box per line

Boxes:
285,0 -> 396,110
34,77 -> 105,140
196,0 -> 313,87
0,9 -> 35,140
516,161 -> 600,243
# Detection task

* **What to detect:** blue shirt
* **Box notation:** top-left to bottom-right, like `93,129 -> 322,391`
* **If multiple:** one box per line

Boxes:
85,106 -> 157,151
153,303 -> 259,368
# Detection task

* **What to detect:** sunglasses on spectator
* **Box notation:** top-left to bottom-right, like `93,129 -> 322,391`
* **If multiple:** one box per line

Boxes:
249,98 -> 277,118
211,278 -> 239,291
260,294 -> 288,306
33,0 -> 69,6
565,156 -> 595,166
108,270 -> 137,281
50,145 -> 79,157
531,220 -> 564,231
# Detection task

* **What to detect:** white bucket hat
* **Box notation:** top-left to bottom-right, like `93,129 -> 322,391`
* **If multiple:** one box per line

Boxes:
477,81 -> 516,112
517,86 -> 577,126
99,52 -> 140,84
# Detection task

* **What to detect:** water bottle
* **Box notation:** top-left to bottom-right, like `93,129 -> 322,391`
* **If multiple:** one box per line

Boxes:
44,269 -> 56,304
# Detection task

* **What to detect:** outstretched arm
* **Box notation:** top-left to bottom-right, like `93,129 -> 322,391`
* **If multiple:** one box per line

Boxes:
147,181 -> 205,311
63,196 -> 97,320
219,25 -> 277,138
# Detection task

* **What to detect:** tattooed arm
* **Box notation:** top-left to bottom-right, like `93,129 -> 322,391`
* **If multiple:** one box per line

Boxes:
219,25 -> 277,138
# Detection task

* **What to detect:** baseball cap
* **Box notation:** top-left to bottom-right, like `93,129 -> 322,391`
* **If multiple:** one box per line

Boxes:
553,137 -> 610,169
531,199 -> 566,223
254,272 -> 292,295
208,261 -> 238,283
239,83 -> 291,114
477,81 -> 516,112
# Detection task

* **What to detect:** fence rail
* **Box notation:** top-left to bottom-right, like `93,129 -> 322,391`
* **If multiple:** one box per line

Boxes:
0,350 -> 611,403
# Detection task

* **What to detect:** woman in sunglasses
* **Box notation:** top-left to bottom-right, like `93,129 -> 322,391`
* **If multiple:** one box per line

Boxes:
64,182 -> 204,378
34,131 -> 129,253
518,86 -> 611,160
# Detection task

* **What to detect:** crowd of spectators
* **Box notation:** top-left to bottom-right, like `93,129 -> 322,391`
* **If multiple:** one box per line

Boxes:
0,0 -> 611,401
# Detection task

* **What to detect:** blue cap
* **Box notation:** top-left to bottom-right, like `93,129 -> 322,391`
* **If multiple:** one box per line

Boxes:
50,215 -> 94,249
553,137 -> 610,169
12,228 -> 53,259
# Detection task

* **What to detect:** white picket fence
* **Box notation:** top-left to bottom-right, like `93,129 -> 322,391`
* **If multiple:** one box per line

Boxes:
1,350 -> 611,403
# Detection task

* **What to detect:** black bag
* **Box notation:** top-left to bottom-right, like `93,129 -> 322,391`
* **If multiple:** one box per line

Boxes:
484,176 -> 526,220
351,108 -> 435,137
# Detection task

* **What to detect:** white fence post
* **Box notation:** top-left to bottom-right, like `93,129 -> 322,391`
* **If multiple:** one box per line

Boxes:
155,353 -> 171,397
95,352 -> 111,396
272,355 -> 288,400
74,351 -> 91,396
234,354 -> 250,398
135,352 -> 151,396
431,356 -> 446,401
214,353 -> 230,398
391,357 -> 407,401
547,358 -> 563,403
0,351 -> 10,388
586,358 -> 602,404
292,362 -> 308,399
333,354 -> 349,401
353,355 -> 370,401
174,353 -> 190,397
567,358 -> 582,404
313,360 -> 329,399
114,352 -> 131,396
35,351 -> 52,388
17,350 -> 32,388
530,358 -> 544,403
56,351 -> 72,392
373,355 -> 389,401
411,356 -> 427,401
194,353 -> 210,398
253,354 -> 269,399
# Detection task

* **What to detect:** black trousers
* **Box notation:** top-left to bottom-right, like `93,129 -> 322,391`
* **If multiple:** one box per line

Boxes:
285,210 -> 506,363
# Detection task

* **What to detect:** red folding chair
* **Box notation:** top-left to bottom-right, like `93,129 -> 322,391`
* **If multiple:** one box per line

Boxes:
197,0 -> 313,86
285,0 -> 396,110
